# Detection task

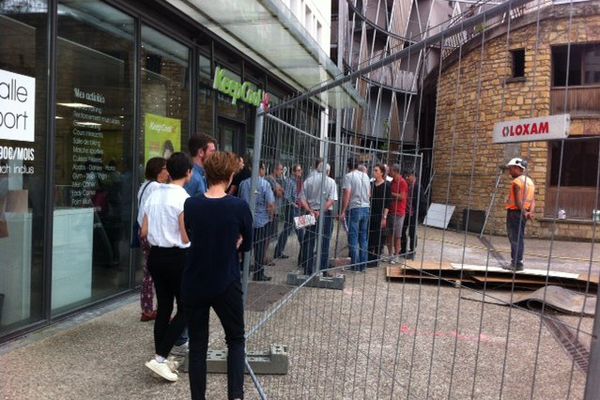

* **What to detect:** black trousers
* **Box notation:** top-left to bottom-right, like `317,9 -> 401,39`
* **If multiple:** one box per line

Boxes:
147,246 -> 187,358
400,214 -> 417,255
187,281 -> 245,400
252,225 -> 268,280
368,216 -> 386,266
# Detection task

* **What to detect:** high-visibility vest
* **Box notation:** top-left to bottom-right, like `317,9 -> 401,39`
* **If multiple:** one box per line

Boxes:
506,175 -> 535,211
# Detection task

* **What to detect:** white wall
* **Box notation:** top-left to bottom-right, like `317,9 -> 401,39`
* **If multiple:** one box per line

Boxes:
281,0 -> 331,55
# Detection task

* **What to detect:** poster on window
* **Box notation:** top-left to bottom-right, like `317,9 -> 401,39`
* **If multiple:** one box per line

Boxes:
144,113 -> 181,161
0,69 -> 35,142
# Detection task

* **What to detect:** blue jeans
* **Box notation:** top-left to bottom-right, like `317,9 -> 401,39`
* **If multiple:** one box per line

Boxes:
300,210 -> 333,275
348,207 -> 370,271
506,210 -> 526,266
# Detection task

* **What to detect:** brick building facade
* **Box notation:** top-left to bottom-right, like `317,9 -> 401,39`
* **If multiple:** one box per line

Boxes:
431,2 -> 600,240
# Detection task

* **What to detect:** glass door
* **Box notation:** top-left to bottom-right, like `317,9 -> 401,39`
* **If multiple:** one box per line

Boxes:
218,118 -> 243,154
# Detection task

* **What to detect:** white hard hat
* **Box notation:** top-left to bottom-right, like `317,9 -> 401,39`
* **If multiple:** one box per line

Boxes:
506,157 -> 527,170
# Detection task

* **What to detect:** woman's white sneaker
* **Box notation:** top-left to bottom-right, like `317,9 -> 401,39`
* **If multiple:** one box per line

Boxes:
145,359 -> 179,382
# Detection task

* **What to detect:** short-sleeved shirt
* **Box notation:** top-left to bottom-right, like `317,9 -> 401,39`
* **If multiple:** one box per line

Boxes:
265,175 -> 284,212
136,180 -> 161,227
304,172 -> 338,211
239,177 -> 275,228
182,194 -> 253,301
184,164 -> 207,197
390,176 -> 409,217
142,183 -> 190,248
283,177 -> 306,207
370,181 -> 392,218
342,170 -> 371,209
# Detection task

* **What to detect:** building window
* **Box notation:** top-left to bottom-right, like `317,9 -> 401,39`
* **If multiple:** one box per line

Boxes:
54,0 -> 135,314
0,0 -> 48,335
550,139 -> 599,187
551,44 -> 600,115
511,49 -> 525,78
552,44 -> 600,86
547,139 -> 600,219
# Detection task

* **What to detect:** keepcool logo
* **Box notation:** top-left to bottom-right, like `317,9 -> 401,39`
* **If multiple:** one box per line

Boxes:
0,69 -> 36,142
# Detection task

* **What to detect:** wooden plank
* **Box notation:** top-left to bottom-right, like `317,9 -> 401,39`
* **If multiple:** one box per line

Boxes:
404,260 -> 454,270
470,275 -> 550,286
451,263 -> 580,280
386,267 -> 475,283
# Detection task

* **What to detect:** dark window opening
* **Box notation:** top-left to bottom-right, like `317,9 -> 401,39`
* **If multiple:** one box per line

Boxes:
550,139 -> 599,187
511,49 -> 525,78
552,44 -> 600,86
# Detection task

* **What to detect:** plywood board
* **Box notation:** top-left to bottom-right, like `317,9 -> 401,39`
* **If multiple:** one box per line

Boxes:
450,263 -> 580,280
423,203 -> 455,229
461,286 -> 596,316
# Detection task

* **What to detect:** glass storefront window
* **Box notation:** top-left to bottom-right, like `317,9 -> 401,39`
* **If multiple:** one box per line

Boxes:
198,53 -> 214,135
138,27 -> 190,284
0,1 -> 48,335
53,0 -> 134,314
140,26 -> 190,164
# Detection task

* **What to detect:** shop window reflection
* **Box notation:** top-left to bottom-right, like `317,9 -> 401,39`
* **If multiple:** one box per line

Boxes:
0,1 -> 47,335
138,26 -> 190,285
53,0 -> 134,314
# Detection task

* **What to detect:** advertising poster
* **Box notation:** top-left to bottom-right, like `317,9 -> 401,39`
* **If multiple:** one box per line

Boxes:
0,68 -> 35,142
144,113 -> 181,161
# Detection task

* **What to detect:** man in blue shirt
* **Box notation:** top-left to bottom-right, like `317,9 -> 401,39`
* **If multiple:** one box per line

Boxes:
185,133 -> 217,197
239,162 -> 275,281
274,164 -> 310,261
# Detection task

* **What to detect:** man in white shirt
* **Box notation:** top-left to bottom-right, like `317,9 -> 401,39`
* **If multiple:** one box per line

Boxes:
340,159 -> 371,272
140,152 -> 192,382
301,161 -> 338,276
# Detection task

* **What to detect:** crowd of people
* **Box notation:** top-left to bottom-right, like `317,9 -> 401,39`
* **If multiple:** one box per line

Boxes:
134,132 -> 425,399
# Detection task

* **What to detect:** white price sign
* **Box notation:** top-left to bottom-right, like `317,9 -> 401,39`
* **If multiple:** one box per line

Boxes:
493,114 -> 570,144
0,69 -> 36,142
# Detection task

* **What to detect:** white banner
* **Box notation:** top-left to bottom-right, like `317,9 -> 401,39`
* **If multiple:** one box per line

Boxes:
0,69 -> 36,142
493,114 -> 570,144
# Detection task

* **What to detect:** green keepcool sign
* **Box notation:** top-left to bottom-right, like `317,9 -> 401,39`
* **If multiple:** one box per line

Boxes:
213,66 -> 264,107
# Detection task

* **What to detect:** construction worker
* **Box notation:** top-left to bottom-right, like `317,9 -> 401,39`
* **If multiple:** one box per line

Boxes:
504,157 -> 535,271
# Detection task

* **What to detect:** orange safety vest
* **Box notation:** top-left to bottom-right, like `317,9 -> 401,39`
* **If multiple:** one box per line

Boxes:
506,175 -> 535,211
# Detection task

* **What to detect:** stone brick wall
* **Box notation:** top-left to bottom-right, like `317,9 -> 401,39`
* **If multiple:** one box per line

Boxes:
431,3 -> 600,240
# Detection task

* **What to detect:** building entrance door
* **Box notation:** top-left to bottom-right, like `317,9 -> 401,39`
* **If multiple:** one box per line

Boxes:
218,118 -> 244,154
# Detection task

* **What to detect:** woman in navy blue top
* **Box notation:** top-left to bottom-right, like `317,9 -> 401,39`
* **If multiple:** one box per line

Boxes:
182,151 -> 252,400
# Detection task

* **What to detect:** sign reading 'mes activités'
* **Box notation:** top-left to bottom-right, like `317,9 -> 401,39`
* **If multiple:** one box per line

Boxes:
0,69 -> 35,142
213,66 -> 264,107
493,114 -> 570,144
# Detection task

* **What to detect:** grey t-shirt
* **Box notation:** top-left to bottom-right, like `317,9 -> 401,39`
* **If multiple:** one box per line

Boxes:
343,170 -> 371,209
304,172 -> 338,211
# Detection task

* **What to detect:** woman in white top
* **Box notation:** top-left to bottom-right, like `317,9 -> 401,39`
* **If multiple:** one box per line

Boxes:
140,152 -> 191,382
137,157 -> 169,322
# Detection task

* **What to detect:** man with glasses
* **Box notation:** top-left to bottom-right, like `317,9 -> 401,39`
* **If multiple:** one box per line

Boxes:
274,164 -> 311,262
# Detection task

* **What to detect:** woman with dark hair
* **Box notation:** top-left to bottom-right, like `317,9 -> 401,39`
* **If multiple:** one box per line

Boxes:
368,164 -> 391,267
141,152 -> 192,382
183,151 -> 252,400
137,157 -> 169,321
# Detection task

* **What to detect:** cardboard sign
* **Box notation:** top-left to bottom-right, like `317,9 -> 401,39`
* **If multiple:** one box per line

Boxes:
294,214 -> 316,229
